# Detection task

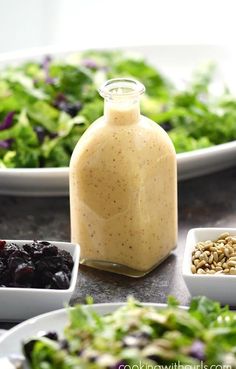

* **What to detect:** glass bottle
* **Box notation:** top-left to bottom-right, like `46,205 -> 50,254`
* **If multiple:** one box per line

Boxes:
70,78 -> 177,277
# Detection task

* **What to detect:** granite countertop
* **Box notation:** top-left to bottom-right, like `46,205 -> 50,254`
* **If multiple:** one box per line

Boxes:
1,166 -> 236,329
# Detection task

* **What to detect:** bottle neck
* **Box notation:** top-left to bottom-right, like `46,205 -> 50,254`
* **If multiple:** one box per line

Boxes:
104,97 -> 140,126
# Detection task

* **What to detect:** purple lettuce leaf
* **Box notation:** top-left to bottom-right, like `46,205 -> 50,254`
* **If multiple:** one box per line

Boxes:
0,112 -> 15,131
0,139 -> 13,149
34,126 -> 58,143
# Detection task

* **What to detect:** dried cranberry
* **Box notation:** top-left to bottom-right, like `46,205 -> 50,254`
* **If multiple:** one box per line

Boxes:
8,257 -> 26,273
32,271 -> 44,288
60,339 -> 69,350
2,243 -> 18,258
23,339 -> 38,360
0,261 -> 6,282
35,260 -> 48,273
10,249 -> 30,261
51,271 -> 70,289
34,270 -> 53,288
59,249 -> 74,270
0,240 -> 6,251
31,241 -> 41,250
39,241 -> 51,246
43,331 -> 58,341
49,255 -> 63,270
14,264 -> 35,286
32,251 -> 43,260
35,255 -> 63,273
23,243 -> 37,255
0,269 -> 11,285
42,245 -> 58,256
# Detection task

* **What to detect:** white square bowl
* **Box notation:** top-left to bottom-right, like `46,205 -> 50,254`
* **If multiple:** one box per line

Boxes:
183,228 -> 236,306
0,240 -> 80,321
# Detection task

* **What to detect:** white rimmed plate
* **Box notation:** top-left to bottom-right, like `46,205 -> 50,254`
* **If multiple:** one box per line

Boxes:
0,303 -> 167,357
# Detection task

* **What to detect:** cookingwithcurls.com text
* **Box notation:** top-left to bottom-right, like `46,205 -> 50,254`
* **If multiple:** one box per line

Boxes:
118,362 -> 232,369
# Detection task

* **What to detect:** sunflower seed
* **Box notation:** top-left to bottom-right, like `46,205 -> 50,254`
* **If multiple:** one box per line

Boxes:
197,268 -> 205,274
218,232 -> 230,239
196,260 -> 206,269
213,252 -> 218,262
191,233 -> 236,275
208,254 -> 214,264
228,260 -> 236,267
218,253 -> 225,261
191,265 -> 196,274
224,248 -> 230,258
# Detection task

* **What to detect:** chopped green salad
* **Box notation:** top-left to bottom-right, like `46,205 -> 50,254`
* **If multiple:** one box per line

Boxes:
0,51 -> 236,168
24,297 -> 236,368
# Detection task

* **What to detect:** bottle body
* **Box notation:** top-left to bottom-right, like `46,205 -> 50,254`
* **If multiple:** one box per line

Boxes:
70,78 -> 177,277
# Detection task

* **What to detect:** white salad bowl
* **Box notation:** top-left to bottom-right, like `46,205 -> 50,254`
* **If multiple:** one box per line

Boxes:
0,240 -> 80,321
183,228 -> 236,306
0,302 -> 168,357
1,45 -> 236,196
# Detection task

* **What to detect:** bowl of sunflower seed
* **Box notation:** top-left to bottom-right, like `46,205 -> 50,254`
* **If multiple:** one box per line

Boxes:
183,228 -> 236,305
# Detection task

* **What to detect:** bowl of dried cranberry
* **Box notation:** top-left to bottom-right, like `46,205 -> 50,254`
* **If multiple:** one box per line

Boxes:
0,240 -> 80,321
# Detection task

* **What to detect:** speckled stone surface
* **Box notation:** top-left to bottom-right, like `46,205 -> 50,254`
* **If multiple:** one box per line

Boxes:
1,166 -> 236,329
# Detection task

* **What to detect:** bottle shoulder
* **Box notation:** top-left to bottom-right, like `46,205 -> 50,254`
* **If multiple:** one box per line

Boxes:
140,115 -> 176,151
70,114 -> 176,167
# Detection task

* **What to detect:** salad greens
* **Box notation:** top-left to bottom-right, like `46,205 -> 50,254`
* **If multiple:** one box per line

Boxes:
23,296 -> 236,368
0,51 -> 236,168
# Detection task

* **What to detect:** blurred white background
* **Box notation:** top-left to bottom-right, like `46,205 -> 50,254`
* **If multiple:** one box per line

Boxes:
0,0 -> 236,53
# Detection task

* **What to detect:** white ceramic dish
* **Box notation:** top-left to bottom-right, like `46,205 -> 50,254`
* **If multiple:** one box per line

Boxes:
0,45 -> 236,196
0,240 -> 80,321
183,228 -> 236,305
0,303 -> 166,357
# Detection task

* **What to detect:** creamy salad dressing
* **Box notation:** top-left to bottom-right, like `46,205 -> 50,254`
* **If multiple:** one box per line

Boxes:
70,79 -> 177,276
